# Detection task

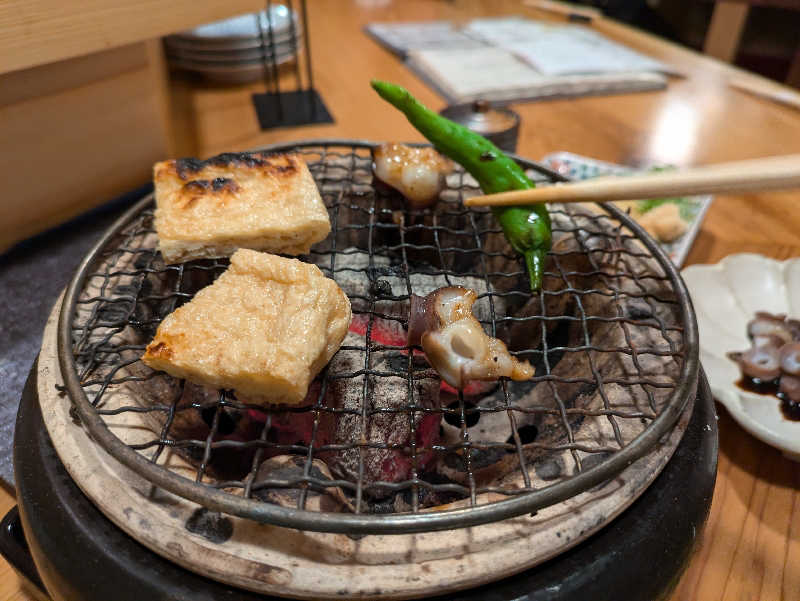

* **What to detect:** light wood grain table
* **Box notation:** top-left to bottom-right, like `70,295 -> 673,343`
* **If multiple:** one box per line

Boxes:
3,1 -> 799,599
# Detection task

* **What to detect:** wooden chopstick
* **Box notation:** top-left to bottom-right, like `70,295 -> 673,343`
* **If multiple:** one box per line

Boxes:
464,154 -> 800,207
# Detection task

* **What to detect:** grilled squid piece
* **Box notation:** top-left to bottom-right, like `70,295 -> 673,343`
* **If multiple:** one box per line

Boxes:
728,343 -> 782,380
780,375 -> 800,402
747,312 -> 799,346
728,313 -> 800,401
373,143 -> 452,209
780,342 -> 800,376
408,286 -> 534,389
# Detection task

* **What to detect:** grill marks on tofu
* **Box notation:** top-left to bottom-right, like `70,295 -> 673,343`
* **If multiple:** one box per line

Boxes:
178,178 -> 240,208
173,151 -> 296,178
153,152 -> 331,263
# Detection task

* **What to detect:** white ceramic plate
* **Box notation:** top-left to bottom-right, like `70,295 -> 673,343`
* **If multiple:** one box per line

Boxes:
682,253 -> 800,460
165,43 -> 297,64
178,6 -> 295,41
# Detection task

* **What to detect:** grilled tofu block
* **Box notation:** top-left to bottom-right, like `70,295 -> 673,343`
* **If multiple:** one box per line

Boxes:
142,249 -> 352,405
153,152 -> 330,263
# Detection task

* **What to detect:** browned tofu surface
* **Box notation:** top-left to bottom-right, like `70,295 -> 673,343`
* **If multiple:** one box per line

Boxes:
142,249 -> 351,405
153,152 -> 330,263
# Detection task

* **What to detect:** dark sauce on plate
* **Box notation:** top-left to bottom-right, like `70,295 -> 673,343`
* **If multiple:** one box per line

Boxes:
780,398 -> 800,421
735,376 -> 779,396
736,377 -> 800,422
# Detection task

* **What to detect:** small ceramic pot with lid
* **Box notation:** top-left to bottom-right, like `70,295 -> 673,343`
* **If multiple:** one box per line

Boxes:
439,100 -> 520,153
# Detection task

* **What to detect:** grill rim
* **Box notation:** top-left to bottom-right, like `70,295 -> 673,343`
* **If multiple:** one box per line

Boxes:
57,138 -> 699,534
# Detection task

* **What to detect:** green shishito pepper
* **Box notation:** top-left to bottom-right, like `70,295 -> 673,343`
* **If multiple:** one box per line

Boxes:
370,80 -> 551,290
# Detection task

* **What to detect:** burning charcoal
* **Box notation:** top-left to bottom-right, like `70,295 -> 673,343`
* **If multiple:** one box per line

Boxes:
323,196 -> 398,252
125,367 -> 262,480
370,278 -> 394,298
434,328 -> 624,489
250,385 -> 337,455
438,445 -> 518,487
179,259 -> 228,297
266,409 -> 330,451
476,218 -> 527,294
327,248 -> 505,331
324,249 -> 391,312
507,235 -> 594,353
322,332 -> 441,497
133,250 -> 156,270
436,382 -> 550,488
252,455 -> 353,513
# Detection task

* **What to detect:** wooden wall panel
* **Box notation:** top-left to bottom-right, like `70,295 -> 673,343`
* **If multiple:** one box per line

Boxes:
0,0 -> 263,75
0,42 -> 170,253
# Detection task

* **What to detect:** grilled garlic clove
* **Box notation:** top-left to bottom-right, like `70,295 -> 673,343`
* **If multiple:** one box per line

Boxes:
373,143 -> 452,209
408,286 -> 534,389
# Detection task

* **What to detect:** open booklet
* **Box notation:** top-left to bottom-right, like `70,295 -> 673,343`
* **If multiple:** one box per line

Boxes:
367,17 -> 674,103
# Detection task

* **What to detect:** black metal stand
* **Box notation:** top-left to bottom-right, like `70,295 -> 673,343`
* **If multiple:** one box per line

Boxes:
251,0 -> 334,130
252,88 -> 333,129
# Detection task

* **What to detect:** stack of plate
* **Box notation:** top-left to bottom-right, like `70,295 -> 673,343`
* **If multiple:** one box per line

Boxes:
164,5 -> 301,85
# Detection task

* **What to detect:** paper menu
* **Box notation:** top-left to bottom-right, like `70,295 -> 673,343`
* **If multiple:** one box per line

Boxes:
407,46 -> 666,104
408,47 -> 545,99
463,17 -> 670,76
366,16 -> 673,104
365,21 -> 487,58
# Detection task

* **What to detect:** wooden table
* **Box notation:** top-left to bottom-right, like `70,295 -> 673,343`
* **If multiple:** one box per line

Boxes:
2,1 -> 800,599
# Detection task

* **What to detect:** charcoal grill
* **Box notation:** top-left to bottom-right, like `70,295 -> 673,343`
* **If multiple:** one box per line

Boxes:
32,139 -> 703,598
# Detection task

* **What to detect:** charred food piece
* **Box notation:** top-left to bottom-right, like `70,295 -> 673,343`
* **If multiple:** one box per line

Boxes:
153,152 -> 331,263
372,143 -> 452,209
253,455 -> 353,513
142,250 -> 352,405
408,286 -> 534,389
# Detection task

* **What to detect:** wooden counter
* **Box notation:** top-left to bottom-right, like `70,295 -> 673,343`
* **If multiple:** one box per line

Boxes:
2,1 -> 800,599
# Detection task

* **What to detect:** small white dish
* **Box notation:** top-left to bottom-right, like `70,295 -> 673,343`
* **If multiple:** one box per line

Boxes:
181,6 -> 295,41
682,253 -> 800,460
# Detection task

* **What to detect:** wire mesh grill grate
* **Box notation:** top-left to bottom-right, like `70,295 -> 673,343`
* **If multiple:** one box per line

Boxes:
59,140 -> 697,533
